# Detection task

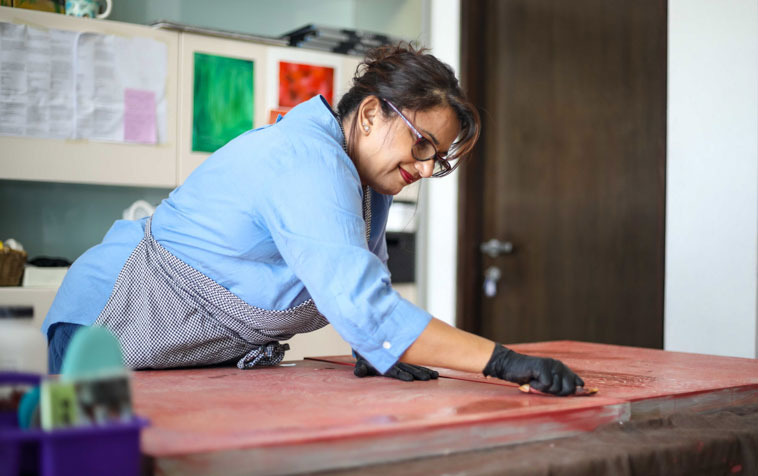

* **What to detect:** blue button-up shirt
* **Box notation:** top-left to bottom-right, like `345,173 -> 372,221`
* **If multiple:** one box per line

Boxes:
43,95 -> 432,373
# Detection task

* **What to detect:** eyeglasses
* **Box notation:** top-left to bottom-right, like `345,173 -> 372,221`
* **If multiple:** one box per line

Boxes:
382,99 -> 452,177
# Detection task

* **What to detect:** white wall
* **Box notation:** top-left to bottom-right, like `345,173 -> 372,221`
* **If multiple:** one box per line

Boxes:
417,0 -> 460,327
665,0 -> 758,358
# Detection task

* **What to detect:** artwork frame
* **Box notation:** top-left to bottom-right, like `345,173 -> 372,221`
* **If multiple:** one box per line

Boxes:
178,33 -> 268,183
265,46 -> 346,123
277,60 -> 335,109
191,51 -> 254,153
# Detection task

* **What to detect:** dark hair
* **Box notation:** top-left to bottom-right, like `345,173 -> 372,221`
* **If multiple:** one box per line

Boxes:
336,43 -> 480,174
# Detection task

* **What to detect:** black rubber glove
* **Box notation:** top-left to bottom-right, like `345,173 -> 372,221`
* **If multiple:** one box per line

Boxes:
353,351 -> 439,382
482,344 -> 584,396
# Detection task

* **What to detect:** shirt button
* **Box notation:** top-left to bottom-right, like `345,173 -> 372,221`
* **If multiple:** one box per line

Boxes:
382,341 -> 391,350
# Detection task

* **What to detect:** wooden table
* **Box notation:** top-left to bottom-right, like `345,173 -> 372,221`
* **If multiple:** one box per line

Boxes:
132,341 -> 758,475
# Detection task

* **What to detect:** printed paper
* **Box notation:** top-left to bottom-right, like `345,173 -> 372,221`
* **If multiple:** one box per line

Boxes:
0,21 -> 167,144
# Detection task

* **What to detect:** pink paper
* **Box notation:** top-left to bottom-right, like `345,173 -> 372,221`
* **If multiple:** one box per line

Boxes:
124,89 -> 157,144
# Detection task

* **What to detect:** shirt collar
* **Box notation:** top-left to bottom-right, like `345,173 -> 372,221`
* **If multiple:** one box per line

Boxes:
284,95 -> 345,151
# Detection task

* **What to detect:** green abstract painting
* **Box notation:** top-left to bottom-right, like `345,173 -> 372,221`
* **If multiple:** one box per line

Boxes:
192,52 -> 254,153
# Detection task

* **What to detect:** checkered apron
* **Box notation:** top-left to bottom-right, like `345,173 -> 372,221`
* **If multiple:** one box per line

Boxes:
94,188 -> 372,370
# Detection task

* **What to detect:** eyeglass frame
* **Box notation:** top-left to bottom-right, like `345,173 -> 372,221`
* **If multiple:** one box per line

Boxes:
381,98 -> 453,177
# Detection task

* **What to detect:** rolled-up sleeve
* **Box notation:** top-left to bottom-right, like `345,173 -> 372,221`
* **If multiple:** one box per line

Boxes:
258,134 -> 431,374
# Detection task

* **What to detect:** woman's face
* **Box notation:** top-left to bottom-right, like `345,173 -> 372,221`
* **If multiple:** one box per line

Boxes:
351,97 -> 461,196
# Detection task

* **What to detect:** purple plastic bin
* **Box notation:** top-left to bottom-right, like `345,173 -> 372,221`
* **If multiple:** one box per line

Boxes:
0,372 -> 148,476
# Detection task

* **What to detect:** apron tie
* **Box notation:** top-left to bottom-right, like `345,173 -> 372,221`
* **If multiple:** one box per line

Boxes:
237,342 -> 291,369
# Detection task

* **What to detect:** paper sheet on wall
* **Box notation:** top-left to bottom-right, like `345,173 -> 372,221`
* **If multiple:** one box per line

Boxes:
0,22 -> 76,138
0,21 -> 167,144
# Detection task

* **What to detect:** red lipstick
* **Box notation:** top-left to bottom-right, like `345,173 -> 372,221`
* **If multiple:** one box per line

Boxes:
398,167 -> 416,184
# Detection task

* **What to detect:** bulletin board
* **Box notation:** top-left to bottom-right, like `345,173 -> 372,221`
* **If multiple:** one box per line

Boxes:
0,6 -> 179,187
0,22 -> 167,143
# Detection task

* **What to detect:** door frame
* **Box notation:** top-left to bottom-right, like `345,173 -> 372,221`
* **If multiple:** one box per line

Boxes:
457,0 -> 488,335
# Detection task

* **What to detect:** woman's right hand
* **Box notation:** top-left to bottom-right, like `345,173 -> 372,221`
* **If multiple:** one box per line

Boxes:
353,350 -> 439,381
483,344 -> 584,396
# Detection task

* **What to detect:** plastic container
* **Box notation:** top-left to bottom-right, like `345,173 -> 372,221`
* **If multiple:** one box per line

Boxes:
0,308 -> 47,374
0,372 -> 147,476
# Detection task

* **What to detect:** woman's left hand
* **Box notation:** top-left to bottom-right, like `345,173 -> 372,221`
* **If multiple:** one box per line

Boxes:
353,351 -> 439,381
483,344 -> 584,396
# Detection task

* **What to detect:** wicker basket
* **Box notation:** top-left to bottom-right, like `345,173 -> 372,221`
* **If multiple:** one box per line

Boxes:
0,247 -> 27,286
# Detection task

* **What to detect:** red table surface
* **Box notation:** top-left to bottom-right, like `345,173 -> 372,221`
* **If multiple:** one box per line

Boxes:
131,341 -> 758,474
133,360 -> 624,456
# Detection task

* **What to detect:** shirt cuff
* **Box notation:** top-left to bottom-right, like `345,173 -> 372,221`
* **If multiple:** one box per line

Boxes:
355,298 -> 432,374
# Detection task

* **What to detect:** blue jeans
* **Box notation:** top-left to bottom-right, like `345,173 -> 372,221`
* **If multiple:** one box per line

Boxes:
47,322 -> 83,374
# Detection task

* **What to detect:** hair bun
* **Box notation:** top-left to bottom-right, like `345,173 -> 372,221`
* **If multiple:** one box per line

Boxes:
360,42 -> 430,77
363,42 -> 426,66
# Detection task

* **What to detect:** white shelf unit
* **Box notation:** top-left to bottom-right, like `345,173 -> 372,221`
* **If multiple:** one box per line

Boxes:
0,7 -> 365,188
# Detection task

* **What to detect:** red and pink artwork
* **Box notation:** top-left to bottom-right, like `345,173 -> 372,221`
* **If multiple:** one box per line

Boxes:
278,61 -> 335,108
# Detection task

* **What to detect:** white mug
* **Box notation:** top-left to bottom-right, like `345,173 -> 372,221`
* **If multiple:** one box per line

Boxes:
65,0 -> 112,19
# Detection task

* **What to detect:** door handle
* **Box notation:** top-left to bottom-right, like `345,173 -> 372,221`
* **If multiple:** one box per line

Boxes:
480,239 -> 513,258
483,266 -> 502,298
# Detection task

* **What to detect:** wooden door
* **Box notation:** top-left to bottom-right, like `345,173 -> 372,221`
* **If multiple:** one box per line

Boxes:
458,0 -> 667,348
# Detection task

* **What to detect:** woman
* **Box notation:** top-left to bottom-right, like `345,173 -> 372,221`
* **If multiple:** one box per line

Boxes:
43,44 -> 584,396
